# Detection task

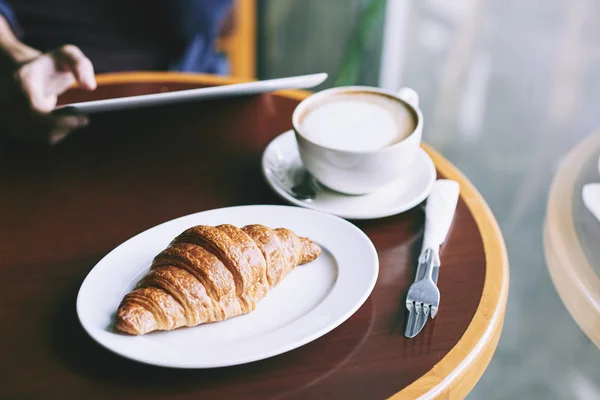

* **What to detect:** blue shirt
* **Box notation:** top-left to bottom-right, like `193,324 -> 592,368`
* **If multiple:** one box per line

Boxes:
0,0 -> 233,74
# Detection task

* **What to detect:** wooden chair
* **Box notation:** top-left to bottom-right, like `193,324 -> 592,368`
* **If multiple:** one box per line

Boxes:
217,0 -> 257,79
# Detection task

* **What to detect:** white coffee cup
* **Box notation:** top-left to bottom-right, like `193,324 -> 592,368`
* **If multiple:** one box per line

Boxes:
292,86 -> 423,195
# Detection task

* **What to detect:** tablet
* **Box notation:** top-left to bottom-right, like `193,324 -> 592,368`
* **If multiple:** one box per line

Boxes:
54,73 -> 328,115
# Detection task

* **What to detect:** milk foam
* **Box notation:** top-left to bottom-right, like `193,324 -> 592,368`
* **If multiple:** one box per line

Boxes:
300,93 -> 415,151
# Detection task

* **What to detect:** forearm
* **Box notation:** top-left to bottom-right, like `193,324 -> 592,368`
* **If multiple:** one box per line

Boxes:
0,15 -> 39,67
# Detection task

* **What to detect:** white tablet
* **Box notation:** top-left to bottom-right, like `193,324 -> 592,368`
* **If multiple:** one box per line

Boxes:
54,73 -> 328,115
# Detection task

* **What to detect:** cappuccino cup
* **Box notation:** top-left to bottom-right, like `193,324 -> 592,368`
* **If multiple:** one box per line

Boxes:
292,86 -> 423,195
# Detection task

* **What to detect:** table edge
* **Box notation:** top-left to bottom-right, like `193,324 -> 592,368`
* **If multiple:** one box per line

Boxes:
392,146 -> 509,399
93,72 -> 511,399
544,131 -> 600,348
94,71 -> 311,102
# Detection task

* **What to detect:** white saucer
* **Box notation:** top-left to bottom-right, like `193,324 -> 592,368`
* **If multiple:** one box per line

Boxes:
262,130 -> 436,219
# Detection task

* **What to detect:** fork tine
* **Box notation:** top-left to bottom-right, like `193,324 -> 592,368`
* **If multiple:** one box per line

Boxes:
404,248 -> 441,338
405,301 -> 416,337
414,303 -> 428,335
406,300 -> 414,313
412,306 -> 423,338
405,299 -> 436,338
423,303 -> 430,318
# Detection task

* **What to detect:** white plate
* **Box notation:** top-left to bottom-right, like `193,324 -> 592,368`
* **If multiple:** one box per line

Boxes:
56,73 -> 327,114
76,205 -> 378,368
262,130 -> 436,219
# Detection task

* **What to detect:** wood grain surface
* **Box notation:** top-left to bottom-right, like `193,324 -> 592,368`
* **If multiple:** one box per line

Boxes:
0,73 -> 508,399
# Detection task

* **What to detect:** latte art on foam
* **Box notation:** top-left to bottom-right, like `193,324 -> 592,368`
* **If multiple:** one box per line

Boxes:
300,92 -> 416,151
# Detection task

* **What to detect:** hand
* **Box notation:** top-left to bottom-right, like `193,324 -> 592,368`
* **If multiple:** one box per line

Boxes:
0,44 -> 97,145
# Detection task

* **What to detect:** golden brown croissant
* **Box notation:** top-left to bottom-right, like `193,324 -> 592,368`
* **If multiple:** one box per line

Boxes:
115,224 -> 321,335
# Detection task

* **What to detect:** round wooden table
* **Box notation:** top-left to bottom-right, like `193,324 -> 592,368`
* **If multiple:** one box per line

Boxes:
545,130 -> 600,348
0,73 -> 508,399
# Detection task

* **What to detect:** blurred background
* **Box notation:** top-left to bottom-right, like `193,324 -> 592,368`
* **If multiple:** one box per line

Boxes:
252,0 -> 600,398
3,0 -> 598,397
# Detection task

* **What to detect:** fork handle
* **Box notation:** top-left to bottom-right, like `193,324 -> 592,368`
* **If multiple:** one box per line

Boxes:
421,180 -> 460,259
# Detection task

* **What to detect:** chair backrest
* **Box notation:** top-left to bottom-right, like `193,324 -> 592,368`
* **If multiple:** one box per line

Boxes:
217,0 -> 256,79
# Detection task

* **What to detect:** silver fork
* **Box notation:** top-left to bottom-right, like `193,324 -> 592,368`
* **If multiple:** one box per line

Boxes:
404,248 -> 441,338
403,179 -> 460,338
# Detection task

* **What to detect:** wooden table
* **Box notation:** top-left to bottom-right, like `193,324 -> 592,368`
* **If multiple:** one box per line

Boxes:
0,73 -> 509,399
545,130 -> 600,348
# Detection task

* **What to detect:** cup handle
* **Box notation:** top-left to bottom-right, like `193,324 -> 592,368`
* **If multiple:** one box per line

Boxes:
397,87 -> 419,109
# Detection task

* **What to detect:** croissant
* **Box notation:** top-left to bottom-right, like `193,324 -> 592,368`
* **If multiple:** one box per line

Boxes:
115,224 -> 321,335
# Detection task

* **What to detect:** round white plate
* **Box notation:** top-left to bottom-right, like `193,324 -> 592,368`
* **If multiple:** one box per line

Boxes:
262,130 -> 436,219
76,205 -> 378,368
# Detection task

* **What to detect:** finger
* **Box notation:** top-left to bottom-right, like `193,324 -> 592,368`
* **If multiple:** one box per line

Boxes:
14,60 -> 70,112
49,129 -> 70,145
55,44 -> 95,88
16,56 -> 75,111
55,114 -> 88,128
53,45 -> 96,90
43,68 -> 76,98
0,99 -> 75,146
37,112 -> 87,133
47,115 -> 89,145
